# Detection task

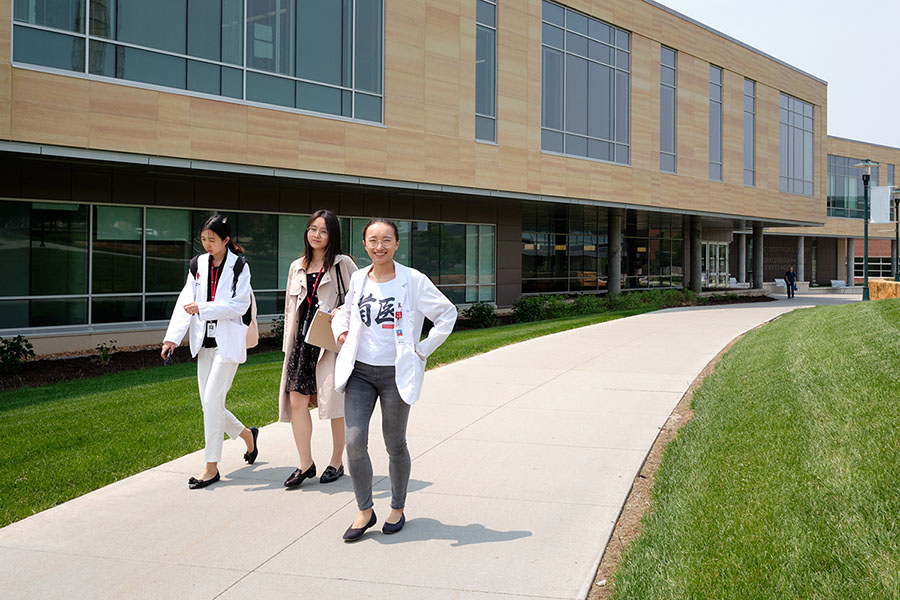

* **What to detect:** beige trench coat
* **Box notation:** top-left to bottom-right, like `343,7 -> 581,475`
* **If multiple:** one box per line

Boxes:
278,253 -> 357,422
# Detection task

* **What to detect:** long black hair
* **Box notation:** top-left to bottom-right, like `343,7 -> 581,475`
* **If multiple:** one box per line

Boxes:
201,214 -> 244,254
303,209 -> 343,271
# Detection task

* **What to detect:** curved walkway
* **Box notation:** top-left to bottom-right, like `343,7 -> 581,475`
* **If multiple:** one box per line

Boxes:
0,294 -> 857,599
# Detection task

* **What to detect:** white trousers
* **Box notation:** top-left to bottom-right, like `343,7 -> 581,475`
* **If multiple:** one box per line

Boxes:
197,347 -> 244,463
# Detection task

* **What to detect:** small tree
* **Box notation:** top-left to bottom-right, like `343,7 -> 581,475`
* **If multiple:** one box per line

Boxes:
0,335 -> 35,374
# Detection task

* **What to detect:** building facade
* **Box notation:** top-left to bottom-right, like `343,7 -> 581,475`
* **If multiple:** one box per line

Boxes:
0,0 -> 896,353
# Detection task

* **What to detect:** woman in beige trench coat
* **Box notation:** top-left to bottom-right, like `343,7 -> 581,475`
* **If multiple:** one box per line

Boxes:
278,209 -> 357,487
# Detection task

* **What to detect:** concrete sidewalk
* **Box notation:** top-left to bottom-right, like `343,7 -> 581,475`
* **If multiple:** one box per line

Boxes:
0,294 -> 857,599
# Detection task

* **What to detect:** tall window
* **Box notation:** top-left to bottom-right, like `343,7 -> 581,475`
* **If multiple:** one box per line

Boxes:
743,79 -> 755,186
12,0 -> 384,123
888,164 -> 895,186
827,155 -> 879,219
780,93 -> 814,196
475,0 -> 497,142
659,46 -> 676,173
708,65 -> 723,181
540,0 -> 631,165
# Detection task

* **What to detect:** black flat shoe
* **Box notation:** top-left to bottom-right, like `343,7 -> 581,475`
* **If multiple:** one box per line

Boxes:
188,471 -> 220,490
284,463 -> 316,488
382,513 -> 406,535
343,511 -> 377,542
319,465 -> 344,484
243,427 -> 259,464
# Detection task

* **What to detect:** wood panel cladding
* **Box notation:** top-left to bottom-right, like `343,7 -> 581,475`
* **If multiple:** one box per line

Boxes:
2,0 -> 840,226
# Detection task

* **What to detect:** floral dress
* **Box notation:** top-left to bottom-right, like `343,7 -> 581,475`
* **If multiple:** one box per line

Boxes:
285,272 -> 323,395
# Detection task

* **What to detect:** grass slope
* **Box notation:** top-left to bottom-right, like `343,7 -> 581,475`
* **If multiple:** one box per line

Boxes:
0,308 -> 649,527
613,299 -> 900,600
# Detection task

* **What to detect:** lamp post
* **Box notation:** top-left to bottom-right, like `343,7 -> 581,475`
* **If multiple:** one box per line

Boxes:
854,159 -> 879,301
894,186 -> 900,282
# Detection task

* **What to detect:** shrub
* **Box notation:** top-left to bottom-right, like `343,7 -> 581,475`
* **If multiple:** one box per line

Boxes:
0,335 -> 35,374
270,313 -> 285,345
93,340 -> 117,366
462,301 -> 499,329
572,294 -> 607,315
513,295 -> 547,323
544,295 -> 572,319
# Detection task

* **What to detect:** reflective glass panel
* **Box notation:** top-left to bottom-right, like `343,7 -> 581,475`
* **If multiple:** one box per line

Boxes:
14,0 -> 84,32
13,25 -> 85,72
297,0 -> 352,87
476,25 -> 496,118
30,203 -> 88,295
247,71 -> 295,108
92,296 -> 141,323
92,205 -> 142,294
146,208 -> 192,293
0,201 -> 31,297
355,0 -> 383,94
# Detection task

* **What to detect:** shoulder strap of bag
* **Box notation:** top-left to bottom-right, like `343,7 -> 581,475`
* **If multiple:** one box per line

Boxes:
335,262 -> 345,306
189,255 -> 200,278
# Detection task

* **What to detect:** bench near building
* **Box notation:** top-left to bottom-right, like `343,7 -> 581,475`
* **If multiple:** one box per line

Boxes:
1,0 -> 898,354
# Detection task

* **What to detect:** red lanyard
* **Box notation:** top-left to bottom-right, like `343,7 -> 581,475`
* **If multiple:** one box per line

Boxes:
210,264 -> 221,301
307,265 -> 325,309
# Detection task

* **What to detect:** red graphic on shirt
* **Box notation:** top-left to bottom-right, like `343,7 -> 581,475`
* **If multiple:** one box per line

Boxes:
382,323 -> 395,329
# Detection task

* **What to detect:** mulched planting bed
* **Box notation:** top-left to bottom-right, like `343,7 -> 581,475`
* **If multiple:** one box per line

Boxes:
0,337 -> 283,391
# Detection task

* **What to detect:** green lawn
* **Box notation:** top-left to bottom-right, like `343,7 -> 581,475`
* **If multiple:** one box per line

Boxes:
613,299 -> 900,600
0,308 -> 650,527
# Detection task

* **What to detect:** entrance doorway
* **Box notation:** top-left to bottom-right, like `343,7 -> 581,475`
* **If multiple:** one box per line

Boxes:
701,242 -> 730,288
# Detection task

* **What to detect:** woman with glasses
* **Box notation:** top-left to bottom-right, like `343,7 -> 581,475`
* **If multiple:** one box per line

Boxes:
278,209 -> 357,488
331,218 -> 457,541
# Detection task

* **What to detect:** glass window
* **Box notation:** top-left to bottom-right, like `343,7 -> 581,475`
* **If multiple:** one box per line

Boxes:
743,79 -> 755,186
146,208 -> 192,293
297,0 -> 352,87
475,11 -> 497,142
827,155 -> 882,219
115,0 -> 187,54
188,0 -> 222,61
889,164 -> 896,186
145,294 -> 179,321
660,46 -> 676,173
30,203 -> 89,296
90,41 -> 187,90
92,296 -> 142,324
247,71 -> 295,108
709,65 -> 723,181
14,0 -> 381,122
247,0 -> 295,76
92,205 -> 142,294
354,0 -> 383,95
235,213 -> 278,290
780,93 -> 814,196
0,201 -> 32,298
13,25 -> 85,72
14,0 -> 84,33
277,214 -> 309,288
541,1 -> 630,165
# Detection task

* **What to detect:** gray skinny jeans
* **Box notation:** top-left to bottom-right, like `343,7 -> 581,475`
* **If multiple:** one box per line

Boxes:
344,361 -> 411,511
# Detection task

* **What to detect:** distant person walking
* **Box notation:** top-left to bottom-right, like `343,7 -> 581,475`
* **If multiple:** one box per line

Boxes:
784,266 -> 797,298
332,218 -> 457,542
278,209 -> 357,488
161,214 -> 258,490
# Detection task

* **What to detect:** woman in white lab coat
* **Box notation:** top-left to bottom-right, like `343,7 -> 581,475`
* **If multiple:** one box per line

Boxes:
161,214 -> 258,490
331,218 -> 457,541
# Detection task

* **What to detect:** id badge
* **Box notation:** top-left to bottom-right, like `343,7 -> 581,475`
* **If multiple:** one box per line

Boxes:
206,321 -> 217,338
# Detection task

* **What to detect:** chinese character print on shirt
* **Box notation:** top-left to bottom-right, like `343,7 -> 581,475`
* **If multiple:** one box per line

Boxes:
359,293 -> 396,329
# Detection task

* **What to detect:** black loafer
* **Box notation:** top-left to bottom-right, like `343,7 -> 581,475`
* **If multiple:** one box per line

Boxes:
188,471 -> 220,490
343,511 -> 377,542
284,463 -> 316,488
382,513 -> 406,535
243,427 -> 259,464
320,464 -> 344,483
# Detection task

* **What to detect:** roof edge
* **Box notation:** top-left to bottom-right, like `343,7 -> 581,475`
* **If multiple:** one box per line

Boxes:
641,0 -> 827,86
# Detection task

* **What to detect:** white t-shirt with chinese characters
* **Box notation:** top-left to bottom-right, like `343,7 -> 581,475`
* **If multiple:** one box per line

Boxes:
355,277 -> 399,366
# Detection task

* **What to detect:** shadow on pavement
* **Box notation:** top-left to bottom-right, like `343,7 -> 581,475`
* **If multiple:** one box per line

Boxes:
374,517 -> 533,547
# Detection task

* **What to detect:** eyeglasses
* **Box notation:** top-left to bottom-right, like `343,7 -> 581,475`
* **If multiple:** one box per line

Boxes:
307,228 -> 329,237
365,238 -> 396,248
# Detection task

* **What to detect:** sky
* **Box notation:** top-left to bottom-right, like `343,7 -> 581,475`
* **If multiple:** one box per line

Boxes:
653,0 -> 900,149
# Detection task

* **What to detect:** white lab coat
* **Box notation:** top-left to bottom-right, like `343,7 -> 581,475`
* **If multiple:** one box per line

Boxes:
331,261 -> 457,405
164,249 -> 252,364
